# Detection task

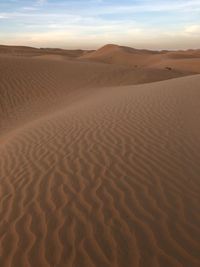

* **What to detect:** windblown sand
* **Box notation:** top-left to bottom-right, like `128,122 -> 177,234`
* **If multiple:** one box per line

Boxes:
0,46 -> 200,267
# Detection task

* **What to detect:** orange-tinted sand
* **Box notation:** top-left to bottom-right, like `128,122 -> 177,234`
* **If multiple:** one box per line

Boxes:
0,45 -> 200,267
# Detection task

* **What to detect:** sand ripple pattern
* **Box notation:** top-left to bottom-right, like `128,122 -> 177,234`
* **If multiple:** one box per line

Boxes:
1,74 -> 200,267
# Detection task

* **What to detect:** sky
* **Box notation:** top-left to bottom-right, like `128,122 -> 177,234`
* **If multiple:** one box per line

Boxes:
0,0 -> 200,50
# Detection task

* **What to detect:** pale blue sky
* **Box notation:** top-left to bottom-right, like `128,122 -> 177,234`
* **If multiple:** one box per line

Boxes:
0,0 -> 200,49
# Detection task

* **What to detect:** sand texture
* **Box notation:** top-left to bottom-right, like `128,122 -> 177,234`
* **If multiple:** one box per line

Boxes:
0,46 -> 200,267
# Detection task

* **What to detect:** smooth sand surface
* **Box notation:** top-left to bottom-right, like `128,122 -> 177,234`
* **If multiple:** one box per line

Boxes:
0,46 -> 200,267
81,44 -> 200,73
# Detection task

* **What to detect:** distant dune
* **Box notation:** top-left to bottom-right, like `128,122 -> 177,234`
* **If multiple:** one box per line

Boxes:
80,44 -> 200,73
0,45 -> 200,267
80,44 -> 159,65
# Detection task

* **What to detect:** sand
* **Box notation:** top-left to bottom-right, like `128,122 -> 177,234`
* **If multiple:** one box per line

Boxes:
80,44 -> 200,74
0,45 -> 200,267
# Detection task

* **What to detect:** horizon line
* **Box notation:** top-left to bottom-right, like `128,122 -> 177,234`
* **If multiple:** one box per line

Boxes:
1,43 -> 200,52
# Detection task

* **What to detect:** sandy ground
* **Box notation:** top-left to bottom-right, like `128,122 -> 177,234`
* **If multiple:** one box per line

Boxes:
0,45 -> 200,267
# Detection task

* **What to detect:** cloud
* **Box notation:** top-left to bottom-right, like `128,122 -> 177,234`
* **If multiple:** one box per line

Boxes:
185,25 -> 200,35
36,0 -> 47,5
75,0 -> 200,15
0,0 -> 200,49
1,22 -> 200,50
0,13 -> 9,19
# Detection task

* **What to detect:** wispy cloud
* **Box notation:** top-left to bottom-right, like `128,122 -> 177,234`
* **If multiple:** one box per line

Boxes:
36,0 -> 47,5
0,0 -> 200,49
185,24 -> 200,35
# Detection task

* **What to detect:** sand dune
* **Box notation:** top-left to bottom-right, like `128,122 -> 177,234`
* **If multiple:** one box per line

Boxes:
80,44 -> 200,74
0,52 -> 187,134
80,44 -> 159,66
1,46 -> 200,267
0,45 -> 89,58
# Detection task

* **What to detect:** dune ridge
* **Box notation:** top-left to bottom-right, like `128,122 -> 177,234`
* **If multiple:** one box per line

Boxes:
0,53 -> 188,135
80,44 -> 200,73
0,46 -> 200,267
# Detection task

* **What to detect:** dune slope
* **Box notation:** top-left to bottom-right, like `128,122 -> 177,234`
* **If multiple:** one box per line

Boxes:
80,44 -> 200,74
0,72 -> 200,267
0,54 -> 186,134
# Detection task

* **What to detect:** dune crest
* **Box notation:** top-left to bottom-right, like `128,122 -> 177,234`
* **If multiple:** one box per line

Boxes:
80,44 -> 200,73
